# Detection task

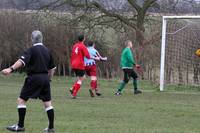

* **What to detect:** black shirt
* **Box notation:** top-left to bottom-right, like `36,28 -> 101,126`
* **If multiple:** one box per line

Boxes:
19,43 -> 55,75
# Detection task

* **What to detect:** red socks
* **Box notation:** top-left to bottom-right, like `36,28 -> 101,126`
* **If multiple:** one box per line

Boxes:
72,81 -> 81,97
71,80 -> 97,96
90,80 -> 97,91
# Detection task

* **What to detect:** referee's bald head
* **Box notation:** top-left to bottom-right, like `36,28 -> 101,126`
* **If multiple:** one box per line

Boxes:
31,30 -> 43,44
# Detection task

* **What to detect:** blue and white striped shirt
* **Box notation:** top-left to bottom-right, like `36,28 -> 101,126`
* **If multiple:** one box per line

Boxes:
84,47 -> 98,66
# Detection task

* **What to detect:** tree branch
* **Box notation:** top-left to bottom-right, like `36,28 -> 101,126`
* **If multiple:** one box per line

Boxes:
91,1 -> 137,29
127,0 -> 141,11
143,0 -> 158,14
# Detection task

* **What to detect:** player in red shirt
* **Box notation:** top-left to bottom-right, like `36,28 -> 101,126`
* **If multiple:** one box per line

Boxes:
70,35 -> 99,98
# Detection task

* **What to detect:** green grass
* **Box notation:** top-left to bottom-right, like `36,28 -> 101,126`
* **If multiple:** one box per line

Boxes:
1,74 -> 200,133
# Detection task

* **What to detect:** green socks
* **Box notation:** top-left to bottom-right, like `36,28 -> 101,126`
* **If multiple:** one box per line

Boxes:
133,79 -> 138,90
117,80 -> 138,92
117,81 -> 126,92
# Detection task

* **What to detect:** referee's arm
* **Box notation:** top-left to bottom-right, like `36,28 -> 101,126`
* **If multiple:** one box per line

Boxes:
1,59 -> 23,75
48,68 -> 56,81
48,52 -> 56,81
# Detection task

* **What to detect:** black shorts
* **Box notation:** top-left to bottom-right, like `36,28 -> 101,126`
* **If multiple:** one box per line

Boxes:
123,69 -> 138,83
20,74 -> 51,102
72,69 -> 85,77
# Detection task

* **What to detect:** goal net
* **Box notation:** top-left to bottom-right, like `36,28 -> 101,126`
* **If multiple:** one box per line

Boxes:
160,16 -> 200,91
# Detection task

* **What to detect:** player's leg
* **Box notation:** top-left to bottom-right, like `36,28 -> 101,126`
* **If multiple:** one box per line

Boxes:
43,101 -> 55,133
15,74 -> 43,130
40,75 -> 55,133
88,65 -> 102,97
129,70 -> 142,94
6,98 -> 27,132
85,66 -> 95,97
93,76 -> 102,96
72,76 -> 84,98
6,76 -> 32,132
89,76 -> 97,97
71,69 -> 85,98
115,69 -> 129,95
17,98 -> 27,128
92,77 -> 102,96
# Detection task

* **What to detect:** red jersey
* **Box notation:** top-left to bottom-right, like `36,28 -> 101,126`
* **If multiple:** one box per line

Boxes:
70,41 -> 90,70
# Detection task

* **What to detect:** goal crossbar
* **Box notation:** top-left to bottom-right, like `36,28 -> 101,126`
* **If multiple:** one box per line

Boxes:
163,16 -> 200,19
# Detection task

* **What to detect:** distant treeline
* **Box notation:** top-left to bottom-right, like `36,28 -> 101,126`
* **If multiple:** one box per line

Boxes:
1,0 -> 200,14
0,10 -> 161,81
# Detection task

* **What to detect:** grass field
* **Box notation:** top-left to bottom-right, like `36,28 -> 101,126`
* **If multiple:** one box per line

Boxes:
1,74 -> 200,133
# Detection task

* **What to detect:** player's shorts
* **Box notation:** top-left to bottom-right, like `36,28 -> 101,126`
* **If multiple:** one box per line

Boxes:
123,68 -> 138,83
85,65 -> 97,76
19,74 -> 51,102
72,69 -> 85,77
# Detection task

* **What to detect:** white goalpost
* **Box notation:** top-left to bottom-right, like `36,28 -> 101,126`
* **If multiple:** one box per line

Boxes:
160,16 -> 200,91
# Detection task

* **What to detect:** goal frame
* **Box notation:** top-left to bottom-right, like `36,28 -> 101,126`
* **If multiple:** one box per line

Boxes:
160,16 -> 200,91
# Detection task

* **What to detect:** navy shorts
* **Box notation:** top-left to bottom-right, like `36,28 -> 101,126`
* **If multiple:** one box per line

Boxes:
19,74 -> 51,102
72,69 -> 85,77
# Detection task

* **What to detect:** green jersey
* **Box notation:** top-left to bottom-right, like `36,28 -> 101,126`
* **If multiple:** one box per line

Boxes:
120,47 -> 135,69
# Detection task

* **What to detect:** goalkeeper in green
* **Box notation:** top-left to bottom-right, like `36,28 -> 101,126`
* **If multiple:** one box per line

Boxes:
115,40 -> 142,95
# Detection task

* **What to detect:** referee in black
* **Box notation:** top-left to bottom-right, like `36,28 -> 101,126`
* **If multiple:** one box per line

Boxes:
1,30 -> 56,133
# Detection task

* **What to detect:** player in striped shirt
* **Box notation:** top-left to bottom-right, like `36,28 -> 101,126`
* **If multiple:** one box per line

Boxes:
84,41 -> 107,97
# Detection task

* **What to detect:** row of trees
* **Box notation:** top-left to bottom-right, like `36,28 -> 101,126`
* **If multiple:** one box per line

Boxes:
0,10 -> 121,78
0,9 -> 161,81
0,0 -> 162,82
0,10 -> 78,76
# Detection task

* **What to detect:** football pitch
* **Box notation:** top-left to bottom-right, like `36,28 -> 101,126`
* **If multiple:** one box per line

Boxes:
1,74 -> 200,133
